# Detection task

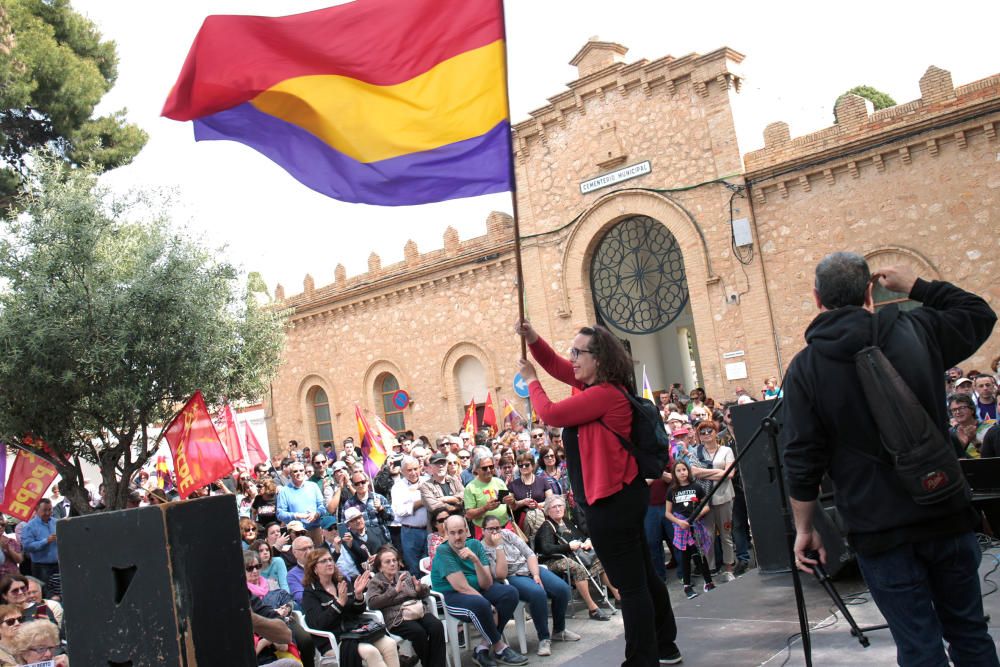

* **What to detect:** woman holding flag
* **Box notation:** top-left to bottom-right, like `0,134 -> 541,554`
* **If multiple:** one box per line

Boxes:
516,320 -> 681,667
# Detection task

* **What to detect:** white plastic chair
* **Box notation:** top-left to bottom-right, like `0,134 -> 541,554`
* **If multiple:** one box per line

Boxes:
428,587 -> 528,667
293,609 -> 386,666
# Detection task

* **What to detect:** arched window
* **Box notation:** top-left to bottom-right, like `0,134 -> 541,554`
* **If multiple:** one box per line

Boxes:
312,388 -> 334,443
455,356 -> 488,424
873,283 -> 918,313
379,374 -> 406,431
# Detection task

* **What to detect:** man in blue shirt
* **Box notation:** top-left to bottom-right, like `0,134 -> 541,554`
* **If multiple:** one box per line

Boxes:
22,499 -> 58,595
276,463 -> 326,544
430,515 -> 526,667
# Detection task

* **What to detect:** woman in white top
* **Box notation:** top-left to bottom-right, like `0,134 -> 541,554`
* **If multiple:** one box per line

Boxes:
691,420 -> 737,582
479,515 -> 578,657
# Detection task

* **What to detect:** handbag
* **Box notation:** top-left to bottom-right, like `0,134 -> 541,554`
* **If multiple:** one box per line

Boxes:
400,599 -> 425,621
341,618 -> 387,642
575,549 -> 597,569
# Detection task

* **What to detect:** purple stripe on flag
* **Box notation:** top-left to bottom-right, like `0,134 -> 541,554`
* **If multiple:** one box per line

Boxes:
193,103 -> 513,206
0,447 -> 6,504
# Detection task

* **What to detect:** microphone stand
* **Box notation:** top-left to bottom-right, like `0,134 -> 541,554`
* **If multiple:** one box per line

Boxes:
686,398 -> 814,667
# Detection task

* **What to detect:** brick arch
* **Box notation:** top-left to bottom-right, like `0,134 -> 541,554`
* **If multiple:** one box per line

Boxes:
440,342 -> 497,424
864,246 -> 941,280
558,188 -> 726,390
361,359 -> 410,418
296,373 -> 336,452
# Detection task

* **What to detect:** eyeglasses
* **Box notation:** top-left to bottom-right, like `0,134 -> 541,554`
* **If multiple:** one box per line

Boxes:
950,406 -> 972,414
316,558 -> 334,565
24,645 -> 59,656
352,480 -> 367,486
698,429 -> 715,435
531,433 -> 545,439
245,564 -> 262,572
478,465 -> 494,471
459,455 -> 471,461
314,460 -> 326,465
569,348 -> 595,360
1,618 -> 19,627
519,462 -> 534,469
7,586 -> 26,597
543,453 -> 556,459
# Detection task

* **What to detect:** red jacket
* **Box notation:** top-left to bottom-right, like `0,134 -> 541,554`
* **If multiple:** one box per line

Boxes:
528,337 -> 638,504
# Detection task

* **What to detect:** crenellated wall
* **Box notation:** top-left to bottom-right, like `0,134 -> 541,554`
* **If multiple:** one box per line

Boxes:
745,66 -> 1000,371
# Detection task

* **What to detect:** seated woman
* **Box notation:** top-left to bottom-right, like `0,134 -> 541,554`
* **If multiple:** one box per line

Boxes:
0,575 -> 54,626
0,604 -> 21,666
367,545 -> 445,667
245,550 -> 294,612
239,517 -> 261,551
265,522 -> 297,570
534,495 -> 619,620
251,539 -> 290,593
426,508 -> 452,566
10,619 -> 67,666
507,452 -> 553,539
301,549 -> 399,667
480,515 -> 578,657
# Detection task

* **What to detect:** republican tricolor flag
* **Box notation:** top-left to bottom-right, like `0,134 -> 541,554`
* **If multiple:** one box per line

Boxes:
355,404 -> 388,477
162,0 -> 512,206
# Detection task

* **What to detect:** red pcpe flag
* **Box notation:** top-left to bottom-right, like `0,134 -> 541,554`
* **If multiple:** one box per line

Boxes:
217,403 -> 243,464
481,393 -> 497,431
245,422 -> 269,468
164,391 -> 234,498
0,450 -> 57,521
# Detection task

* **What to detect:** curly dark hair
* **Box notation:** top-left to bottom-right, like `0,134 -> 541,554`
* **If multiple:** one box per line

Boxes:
578,324 -> 634,389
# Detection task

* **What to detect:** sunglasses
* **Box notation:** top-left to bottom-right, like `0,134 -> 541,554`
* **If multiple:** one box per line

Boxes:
245,564 -> 262,572
7,587 -> 26,596
243,528 -> 257,533
543,453 -> 556,459
1,618 -> 19,627
698,429 -> 715,435
352,480 -> 367,486
519,462 -> 534,469
478,465 -> 495,471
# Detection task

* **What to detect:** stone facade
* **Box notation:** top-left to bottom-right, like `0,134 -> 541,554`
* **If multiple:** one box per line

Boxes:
266,40 -> 1000,455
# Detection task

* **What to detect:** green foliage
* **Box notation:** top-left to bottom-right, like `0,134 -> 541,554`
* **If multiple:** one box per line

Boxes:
0,0 -> 147,212
834,85 -> 897,122
0,154 -> 286,512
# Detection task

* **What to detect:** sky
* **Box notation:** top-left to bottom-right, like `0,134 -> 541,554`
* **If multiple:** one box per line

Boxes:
71,0 -> 997,297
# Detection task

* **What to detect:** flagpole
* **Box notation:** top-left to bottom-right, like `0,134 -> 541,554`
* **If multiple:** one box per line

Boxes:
499,0 -> 528,360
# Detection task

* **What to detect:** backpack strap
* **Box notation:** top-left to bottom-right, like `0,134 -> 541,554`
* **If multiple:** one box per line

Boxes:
595,384 -> 636,452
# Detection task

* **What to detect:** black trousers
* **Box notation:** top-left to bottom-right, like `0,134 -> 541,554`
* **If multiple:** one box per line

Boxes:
393,615 -> 447,667
584,479 -> 678,667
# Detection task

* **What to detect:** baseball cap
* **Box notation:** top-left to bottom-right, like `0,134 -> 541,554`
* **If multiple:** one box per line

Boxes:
332,461 -> 348,472
671,425 -> 691,436
286,520 -> 306,532
320,515 -> 338,531
344,507 -> 363,522
955,377 -> 973,387
429,453 -> 448,465
666,412 -> 688,424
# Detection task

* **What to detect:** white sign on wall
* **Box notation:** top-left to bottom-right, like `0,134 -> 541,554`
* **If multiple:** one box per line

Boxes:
580,160 -> 652,194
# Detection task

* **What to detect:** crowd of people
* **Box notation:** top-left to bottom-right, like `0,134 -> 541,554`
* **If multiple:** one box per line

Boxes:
2,333 -> 996,665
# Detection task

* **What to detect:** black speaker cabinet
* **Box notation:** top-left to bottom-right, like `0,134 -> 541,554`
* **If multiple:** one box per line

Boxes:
729,400 -> 854,577
58,494 -> 256,666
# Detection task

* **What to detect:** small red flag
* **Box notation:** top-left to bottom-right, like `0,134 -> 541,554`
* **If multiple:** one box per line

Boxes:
164,391 -> 234,498
481,393 -> 497,434
215,403 -> 243,465
0,450 -> 57,521
245,422 -> 269,468
460,398 -> 478,436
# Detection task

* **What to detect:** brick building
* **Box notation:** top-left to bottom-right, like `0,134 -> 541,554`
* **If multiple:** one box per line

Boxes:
265,40 -> 1000,453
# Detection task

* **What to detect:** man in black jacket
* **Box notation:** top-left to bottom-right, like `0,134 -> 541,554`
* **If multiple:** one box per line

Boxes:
782,252 -> 998,667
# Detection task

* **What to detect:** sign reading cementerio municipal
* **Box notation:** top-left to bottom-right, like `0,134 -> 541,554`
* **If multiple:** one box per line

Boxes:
579,160 -> 652,194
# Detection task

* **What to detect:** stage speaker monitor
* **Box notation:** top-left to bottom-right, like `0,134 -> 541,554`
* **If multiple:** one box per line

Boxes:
729,400 -> 853,577
58,494 -> 256,666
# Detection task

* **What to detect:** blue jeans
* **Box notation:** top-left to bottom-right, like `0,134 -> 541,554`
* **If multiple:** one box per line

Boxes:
857,531 -> 998,667
644,505 -> 681,581
506,569 -> 572,639
442,582 -> 520,646
400,526 -> 428,575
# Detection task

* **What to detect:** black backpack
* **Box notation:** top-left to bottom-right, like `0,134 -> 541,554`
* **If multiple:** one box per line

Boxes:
854,312 -> 967,505
598,385 -> 672,479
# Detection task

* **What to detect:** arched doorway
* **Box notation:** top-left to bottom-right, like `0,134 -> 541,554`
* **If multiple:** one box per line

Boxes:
589,215 -> 703,395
